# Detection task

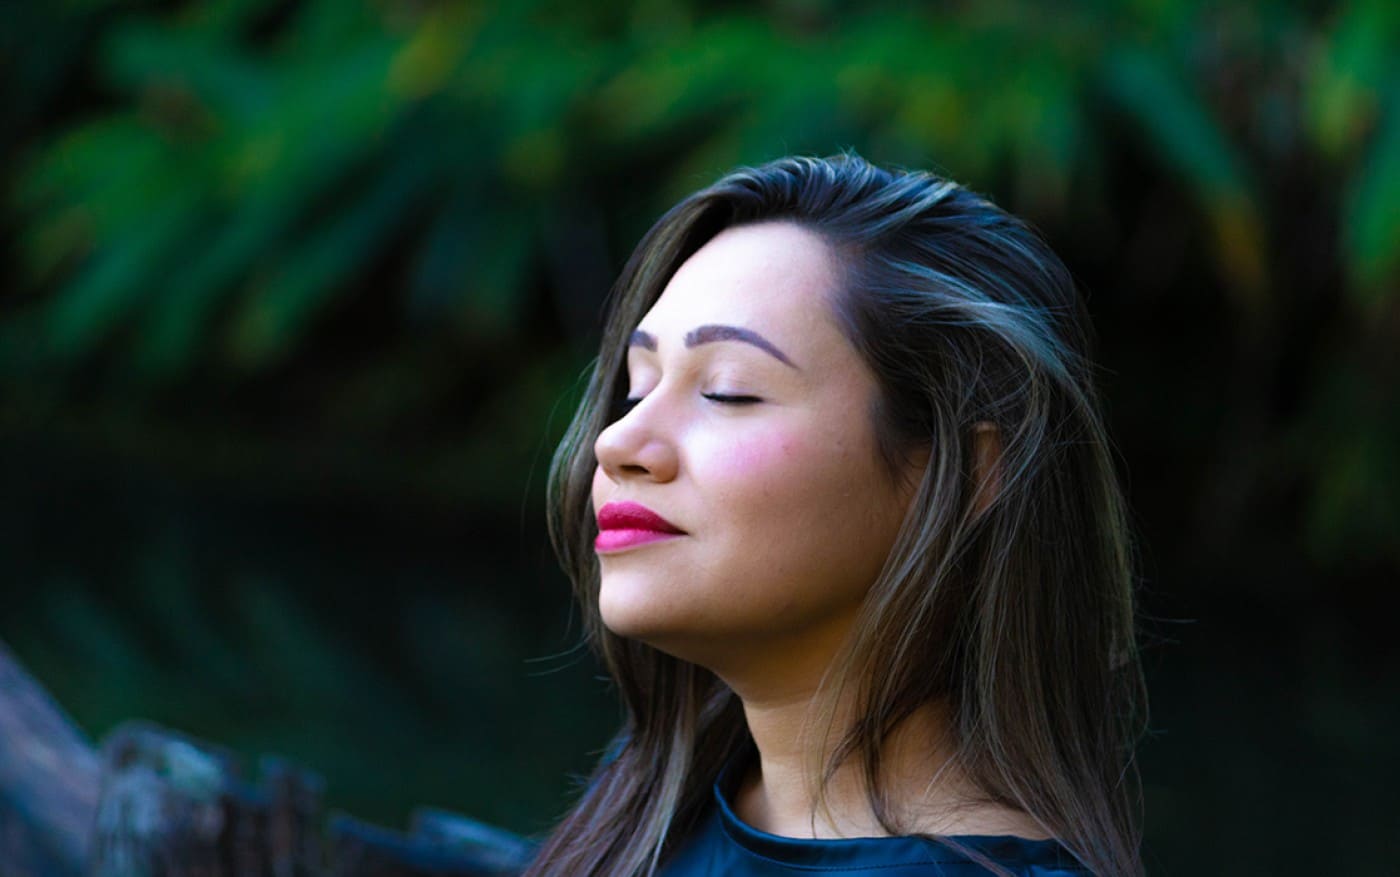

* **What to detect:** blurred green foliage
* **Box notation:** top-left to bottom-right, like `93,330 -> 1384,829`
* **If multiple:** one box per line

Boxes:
2,0 -> 1397,556
1,1 -> 1398,874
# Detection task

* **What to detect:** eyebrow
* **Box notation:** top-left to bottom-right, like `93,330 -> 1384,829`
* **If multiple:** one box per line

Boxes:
628,324 -> 798,369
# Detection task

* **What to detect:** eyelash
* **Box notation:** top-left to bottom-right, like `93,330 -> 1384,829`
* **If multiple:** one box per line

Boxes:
614,393 -> 761,418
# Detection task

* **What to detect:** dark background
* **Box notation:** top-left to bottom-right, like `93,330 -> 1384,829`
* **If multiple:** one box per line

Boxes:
1,2 -> 1397,875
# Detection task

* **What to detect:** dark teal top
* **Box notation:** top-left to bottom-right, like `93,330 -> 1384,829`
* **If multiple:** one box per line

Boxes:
659,763 -> 1090,876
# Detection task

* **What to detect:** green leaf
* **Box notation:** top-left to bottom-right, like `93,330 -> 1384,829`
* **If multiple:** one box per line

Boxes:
1101,45 -> 1267,308
1343,87 -> 1400,302
411,191 -> 535,337
226,149 -> 436,369
40,193 -> 200,361
101,20 -> 273,126
1305,0 -> 1400,158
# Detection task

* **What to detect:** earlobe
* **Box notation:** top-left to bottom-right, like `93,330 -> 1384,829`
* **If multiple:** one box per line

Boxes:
971,422 -> 1003,519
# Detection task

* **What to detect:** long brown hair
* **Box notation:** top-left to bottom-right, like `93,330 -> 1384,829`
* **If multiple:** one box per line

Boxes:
527,153 -> 1147,877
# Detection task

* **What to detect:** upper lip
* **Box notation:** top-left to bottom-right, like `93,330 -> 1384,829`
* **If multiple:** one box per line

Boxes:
596,501 -> 685,534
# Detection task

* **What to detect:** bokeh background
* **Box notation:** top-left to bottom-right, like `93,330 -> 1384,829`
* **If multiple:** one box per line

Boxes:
1,1 -> 1397,874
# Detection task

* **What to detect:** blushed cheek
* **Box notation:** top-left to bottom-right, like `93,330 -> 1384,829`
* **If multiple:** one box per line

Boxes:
719,432 -> 807,480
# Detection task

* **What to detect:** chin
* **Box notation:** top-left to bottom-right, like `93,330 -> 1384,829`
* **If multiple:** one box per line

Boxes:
598,586 -> 665,640
598,582 -> 698,655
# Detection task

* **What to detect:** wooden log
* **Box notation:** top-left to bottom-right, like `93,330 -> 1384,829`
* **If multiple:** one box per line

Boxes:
326,811 -> 532,877
88,722 -> 327,877
260,756 -> 326,877
408,810 -> 534,876
1,640 -> 534,877
0,638 -> 101,877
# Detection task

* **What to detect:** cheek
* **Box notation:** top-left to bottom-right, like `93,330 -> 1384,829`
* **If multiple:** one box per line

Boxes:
707,432 -> 868,550
703,432 -> 808,500
725,427 -> 858,481
731,434 -> 803,471
733,428 -> 884,545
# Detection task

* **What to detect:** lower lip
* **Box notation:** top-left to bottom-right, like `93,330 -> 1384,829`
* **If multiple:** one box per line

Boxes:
595,529 -> 684,552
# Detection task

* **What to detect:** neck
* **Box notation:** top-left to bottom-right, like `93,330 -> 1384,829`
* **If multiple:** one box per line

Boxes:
731,686 -> 949,838
726,684 -> 1050,841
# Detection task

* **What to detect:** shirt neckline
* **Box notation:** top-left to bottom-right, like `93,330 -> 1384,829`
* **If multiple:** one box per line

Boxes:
710,756 -> 1087,871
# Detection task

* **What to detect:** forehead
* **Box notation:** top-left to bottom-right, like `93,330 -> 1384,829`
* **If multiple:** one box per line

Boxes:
637,221 -> 844,344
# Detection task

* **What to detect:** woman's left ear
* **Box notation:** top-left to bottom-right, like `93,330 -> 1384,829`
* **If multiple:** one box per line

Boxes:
971,421 -> 1003,518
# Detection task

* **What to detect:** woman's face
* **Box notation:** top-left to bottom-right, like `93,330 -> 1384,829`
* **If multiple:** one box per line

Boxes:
591,221 -> 924,684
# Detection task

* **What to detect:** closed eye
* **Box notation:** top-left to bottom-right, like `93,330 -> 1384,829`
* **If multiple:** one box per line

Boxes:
703,393 -> 762,405
611,392 -> 760,420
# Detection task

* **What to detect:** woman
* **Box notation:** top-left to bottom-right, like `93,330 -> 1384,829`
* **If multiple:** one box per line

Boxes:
527,154 -> 1146,876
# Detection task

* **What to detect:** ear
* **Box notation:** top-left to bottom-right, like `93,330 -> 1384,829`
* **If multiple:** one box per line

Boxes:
970,421 -> 1003,519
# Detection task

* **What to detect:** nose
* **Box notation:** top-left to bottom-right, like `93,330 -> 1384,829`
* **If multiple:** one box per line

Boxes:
594,394 -> 680,484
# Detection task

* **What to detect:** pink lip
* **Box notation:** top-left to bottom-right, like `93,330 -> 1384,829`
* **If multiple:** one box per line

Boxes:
595,501 -> 685,553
